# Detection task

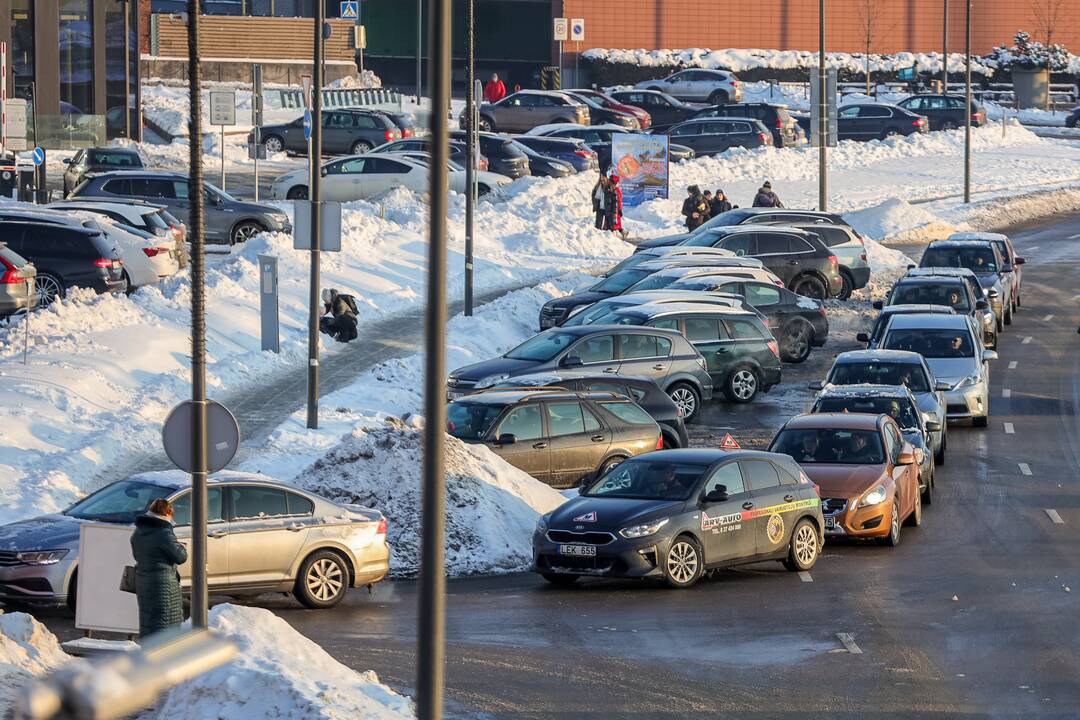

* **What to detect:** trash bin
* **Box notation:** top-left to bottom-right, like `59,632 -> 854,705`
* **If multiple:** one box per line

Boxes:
17,167 -> 35,202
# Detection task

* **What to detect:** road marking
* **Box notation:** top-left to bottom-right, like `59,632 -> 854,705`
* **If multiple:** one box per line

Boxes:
1003,388 -> 1012,398
799,571 -> 813,583
1004,422 -> 1015,434
836,633 -> 863,654
1042,314 -> 1054,321
1008,360 -> 1018,370
1022,336 -> 1033,344
1018,463 -> 1033,476
1045,509 -> 1065,524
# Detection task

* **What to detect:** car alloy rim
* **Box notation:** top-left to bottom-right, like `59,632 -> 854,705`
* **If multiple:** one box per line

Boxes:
36,276 -> 61,306
794,524 -> 817,565
732,370 -> 756,400
796,279 -> 825,299
667,541 -> 698,584
235,224 -> 262,243
265,137 -> 283,153
891,503 -> 900,541
670,388 -> 696,416
353,142 -> 371,153
306,558 -> 344,602
784,325 -> 809,358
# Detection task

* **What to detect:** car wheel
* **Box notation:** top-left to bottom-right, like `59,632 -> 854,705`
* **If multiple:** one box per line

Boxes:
294,550 -> 349,609
1004,305 -> 1013,325
791,274 -> 827,300
935,431 -> 946,466
724,366 -> 759,403
542,572 -> 579,586
287,186 -> 309,200
837,270 -> 855,300
878,500 -> 901,546
478,116 -> 493,132
779,319 -> 813,363
231,221 -> 265,245
477,184 -> 492,197
66,570 -> 78,614
661,429 -> 681,449
263,135 -> 285,154
1015,292 -> 1021,307
973,414 -> 988,428
663,535 -> 704,589
350,140 -> 373,154
35,273 -> 65,307
996,316 -> 1004,333
942,120 -> 959,131
595,456 -> 626,481
782,519 -> 820,572
708,90 -> 730,105
906,485 -> 923,526
667,382 -> 701,422
921,469 -> 934,505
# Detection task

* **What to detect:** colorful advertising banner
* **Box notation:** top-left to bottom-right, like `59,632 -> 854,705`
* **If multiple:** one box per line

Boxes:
611,133 -> 669,207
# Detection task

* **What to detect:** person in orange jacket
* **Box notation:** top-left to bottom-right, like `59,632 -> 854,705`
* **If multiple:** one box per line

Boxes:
483,73 -> 507,103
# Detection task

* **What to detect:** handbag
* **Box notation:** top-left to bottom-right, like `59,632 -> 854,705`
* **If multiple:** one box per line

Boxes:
119,565 -> 137,594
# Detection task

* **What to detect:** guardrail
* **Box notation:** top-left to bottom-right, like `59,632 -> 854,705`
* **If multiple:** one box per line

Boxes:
268,88 -> 402,112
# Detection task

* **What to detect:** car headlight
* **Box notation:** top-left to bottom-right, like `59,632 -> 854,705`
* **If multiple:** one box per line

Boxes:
16,549 -> 69,565
536,513 -> 550,534
619,518 -> 669,539
859,485 -> 888,508
956,373 -> 983,389
475,373 -> 510,389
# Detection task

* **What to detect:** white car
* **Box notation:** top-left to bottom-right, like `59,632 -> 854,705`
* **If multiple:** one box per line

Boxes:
635,69 -> 744,104
270,153 -> 511,202
49,199 -> 187,267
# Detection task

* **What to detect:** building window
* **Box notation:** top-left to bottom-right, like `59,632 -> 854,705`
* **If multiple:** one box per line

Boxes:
10,0 -> 34,103
60,0 -> 94,116
103,0 -> 138,138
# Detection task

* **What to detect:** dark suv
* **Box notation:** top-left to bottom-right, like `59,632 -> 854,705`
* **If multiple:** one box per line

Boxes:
512,135 -> 599,173
0,221 -> 126,305
447,325 -> 714,421
62,147 -> 143,196
690,102 -> 799,147
608,90 -> 705,129
448,131 -> 531,178
895,94 -> 986,131
250,108 -> 401,156
662,118 -> 772,156
635,207 -> 856,251
605,304 -> 782,403
680,226 -> 843,299
373,138 -> 489,172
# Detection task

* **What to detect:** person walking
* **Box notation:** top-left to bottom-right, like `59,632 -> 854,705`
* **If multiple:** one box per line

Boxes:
752,180 -> 783,208
681,185 -> 708,231
710,188 -> 733,216
320,288 -> 360,343
605,172 -> 624,236
483,73 -> 507,103
591,172 -> 609,229
131,498 -> 187,639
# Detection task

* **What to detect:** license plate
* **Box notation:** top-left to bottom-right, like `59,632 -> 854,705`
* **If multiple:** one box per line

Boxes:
558,544 -> 596,557
447,390 -> 464,400
824,517 -> 837,530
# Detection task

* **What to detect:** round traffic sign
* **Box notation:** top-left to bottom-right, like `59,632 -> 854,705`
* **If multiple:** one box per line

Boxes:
303,109 -> 313,141
31,147 -> 45,166
162,399 -> 241,474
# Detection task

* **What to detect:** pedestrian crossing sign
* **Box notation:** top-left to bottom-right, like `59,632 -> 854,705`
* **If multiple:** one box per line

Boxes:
340,1 -> 359,19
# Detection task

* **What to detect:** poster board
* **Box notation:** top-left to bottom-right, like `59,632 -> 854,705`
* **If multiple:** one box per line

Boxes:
611,133 -> 670,207
76,523 -> 139,635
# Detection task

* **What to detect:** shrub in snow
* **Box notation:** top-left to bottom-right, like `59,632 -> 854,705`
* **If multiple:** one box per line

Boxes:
300,418 -> 566,576
0,612 -> 71,712
989,31 -> 1072,72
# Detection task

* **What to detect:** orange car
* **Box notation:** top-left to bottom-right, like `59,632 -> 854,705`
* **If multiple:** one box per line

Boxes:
767,412 -> 921,546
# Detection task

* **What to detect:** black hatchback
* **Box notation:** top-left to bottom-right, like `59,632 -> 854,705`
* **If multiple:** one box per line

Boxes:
662,118 -> 772,156
0,220 -> 126,305
449,130 -> 531,178
690,102 -> 799,147
608,90 -> 704,129
895,94 -> 987,131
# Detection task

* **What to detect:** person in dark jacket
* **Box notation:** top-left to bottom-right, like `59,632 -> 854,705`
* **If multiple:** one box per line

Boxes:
752,180 -> 783,208
320,288 -> 359,342
591,172 -> 609,229
681,185 -> 709,231
710,188 -> 733,216
131,498 -> 187,639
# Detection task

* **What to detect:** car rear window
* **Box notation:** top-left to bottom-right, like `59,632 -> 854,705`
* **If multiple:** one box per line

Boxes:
891,282 -> 970,311
599,401 -> 655,426
726,318 -> 767,340
921,246 -> 998,273
481,137 -> 526,158
0,245 -> 27,267
88,150 -> 142,167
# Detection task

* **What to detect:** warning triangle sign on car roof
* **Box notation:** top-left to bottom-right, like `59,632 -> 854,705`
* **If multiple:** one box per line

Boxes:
720,433 -> 741,450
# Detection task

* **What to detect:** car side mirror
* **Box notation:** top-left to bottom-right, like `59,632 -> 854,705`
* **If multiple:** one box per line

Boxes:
871,300 -> 884,310
925,420 -> 942,432
497,433 -> 517,445
1014,257 -> 1026,265
906,263 -> 916,270
320,168 -> 329,177
562,355 -> 583,368
975,299 -> 988,310
808,380 -> 824,390
578,483 -> 589,495
703,486 -> 729,503
987,288 -> 1000,299
897,443 -> 916,465
982,349 -> 998,362
62,158 -> 71,165
935,380 -> 951,391
856,332 -> 870,343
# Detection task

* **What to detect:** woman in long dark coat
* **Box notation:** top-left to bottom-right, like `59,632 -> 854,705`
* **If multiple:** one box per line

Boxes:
131,498 -> 187,638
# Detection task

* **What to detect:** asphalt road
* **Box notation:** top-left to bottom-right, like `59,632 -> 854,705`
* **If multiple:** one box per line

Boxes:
34,215 -> 1080,718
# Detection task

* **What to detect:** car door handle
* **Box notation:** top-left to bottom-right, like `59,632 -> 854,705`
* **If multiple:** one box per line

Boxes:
603,367 -> 617,373
788,260 -> 799,265
208,530 -> 226,539
286,523 -> 305,532
652,364 -> 666,370
716,348 -> 728,354
742,502 -> 754,510
591,434 -> 606,442
533,441 -> 549,449
784,494 -> 795,503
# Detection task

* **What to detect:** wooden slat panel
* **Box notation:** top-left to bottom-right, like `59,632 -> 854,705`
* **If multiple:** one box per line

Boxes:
153,14 -> 355,61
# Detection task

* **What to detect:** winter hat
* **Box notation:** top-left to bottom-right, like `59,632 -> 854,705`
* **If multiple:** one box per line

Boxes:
321,288 -> 335,304
763,181 -> 772,189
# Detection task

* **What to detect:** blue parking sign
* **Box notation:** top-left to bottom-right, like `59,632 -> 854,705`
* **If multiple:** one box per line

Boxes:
303,109 -> 313,141
32,147 -> 45,166
340,1 -> 358,19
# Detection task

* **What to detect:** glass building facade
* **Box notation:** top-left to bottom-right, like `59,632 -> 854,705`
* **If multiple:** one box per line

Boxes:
151,1 -> 340,17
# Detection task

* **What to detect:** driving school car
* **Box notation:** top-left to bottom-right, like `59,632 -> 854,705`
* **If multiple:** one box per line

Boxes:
532,449 -> 824,588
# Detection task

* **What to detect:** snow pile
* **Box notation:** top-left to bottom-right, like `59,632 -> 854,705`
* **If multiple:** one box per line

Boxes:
328,71 -> 383,89
300,419 -> 566,577
152,604 -> 412,720
0,612 -> 71,712
844,198 -> 957,245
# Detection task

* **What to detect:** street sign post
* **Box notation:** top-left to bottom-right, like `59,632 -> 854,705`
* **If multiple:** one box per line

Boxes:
553,19 -> 568,88
209,91 -> 236,192
162,399 -> 240,474
293,200 -> 342,251
250,65 -> 264,200
340,1 -> 358,18
31,146 -> 45,166
570,19 -> 585,85
4,99 -> 27,152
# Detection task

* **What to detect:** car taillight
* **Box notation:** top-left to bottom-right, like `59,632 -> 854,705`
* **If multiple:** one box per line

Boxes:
402,128 -> 413,138
142,246 -> 171,257
0,261 -> 19,284
759,132 -> 769,143
775,117 -> 784,129
376,518 -> 388,535
860,252 -> 867,261
913,118 -> 927,126
655,435 -> 664,450
731,79 -> 740,87
94,258 -> 115,268
384,130 -> 395,142
574,149 -> 591,157
972,112 -> 984,122
767,339 -> 780,358
828,255 -> 839,267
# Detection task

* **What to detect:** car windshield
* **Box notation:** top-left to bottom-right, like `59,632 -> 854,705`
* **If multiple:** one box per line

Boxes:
829,362 -> 930,392
446,402 -> 504,441
624,274 -> 680,293
770,428 -> 886,465
815,397 -> 919,430
883,328 -> 975,358
922,247 -> 998,273
694,209 -> 752,234
205,182 -> 238,203
891,284 -> 970,311
682,231 -> 727,248
567,303 -> 626,326
64,480 -> 175,523
605,253 -> 653,276
88,150 -> 141,166
584,460 -> 708,500
590,268 -> 652,293
504,332 -> 576,361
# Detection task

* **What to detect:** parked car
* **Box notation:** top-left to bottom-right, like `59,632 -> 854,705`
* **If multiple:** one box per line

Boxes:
608,90 -> 706,129
604,304 -> 782,404
787,222 -> 869,299
901,267 -> 997,343
489,373 -> 689,449
662,117 -> 773,155
250,108 -> 401,156
566,88 -> 652,128
679,225 -> 844,299
876,312 -> 997,426
690,102 -> 800,147
447,325 -> 714,421
814,349 -> 948,464
604,245 -> 735,278
448,130 -> 531,178
811,384 -> 939,502
562,90 -> 640,128
948,231 -> 1024,313
1067,106 -> 1080,129
693,278 -> 829,363
372,138 -> 489,172
446,389 -> 661,487
795,103 -> 928,141
895,94 -> 986,131
860,304 -> 958,350
62,147 -> 143,196
877,273 -> 995,348
635,69 -> 743,105
533,448 -> 823,587
918,238 -> 1012,329
769,412 -> 922,546
0,470 -> 390,610
512,135 -> 599,173
468,90 -> 590,133
560,290 -> 756,329
526,124 -> 694,170
640,266 -> 785,294
373,109 -> 417,138
48,199 -> 187,267
0,220 -> 126,305
634,207 -> 857,251
512,140 -> 575,177
69,171 -> 291,246
0,242 -> 38,318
